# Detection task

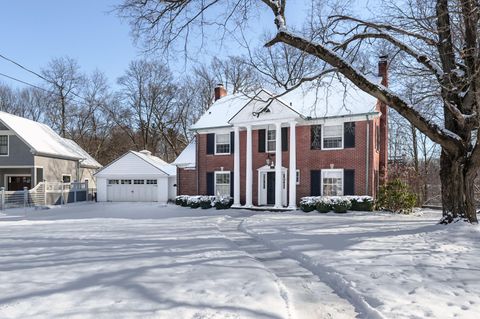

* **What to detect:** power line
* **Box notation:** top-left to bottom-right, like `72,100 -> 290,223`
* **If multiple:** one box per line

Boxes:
0,72 -> 52,93
0,53 -> 51,84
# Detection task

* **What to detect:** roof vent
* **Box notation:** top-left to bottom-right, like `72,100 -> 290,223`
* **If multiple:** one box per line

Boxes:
139,150 -> 152,156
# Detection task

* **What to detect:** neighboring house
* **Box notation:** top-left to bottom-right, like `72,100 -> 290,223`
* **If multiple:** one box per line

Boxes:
0,111 -> 102,191
95,150 -> 177,203
174,57 -> 389,208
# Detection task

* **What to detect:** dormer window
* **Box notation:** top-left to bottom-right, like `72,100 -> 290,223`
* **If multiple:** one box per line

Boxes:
0,135 -> 8,156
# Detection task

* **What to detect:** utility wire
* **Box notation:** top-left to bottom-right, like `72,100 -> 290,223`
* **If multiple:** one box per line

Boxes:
0,53 -> 91,104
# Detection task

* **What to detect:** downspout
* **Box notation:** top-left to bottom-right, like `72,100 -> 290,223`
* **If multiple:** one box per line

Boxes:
365,115 -> 370,195
195,134 -> 199,194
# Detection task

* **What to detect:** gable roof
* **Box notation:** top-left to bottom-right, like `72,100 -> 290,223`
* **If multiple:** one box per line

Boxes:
0,111 -> 101,167
172,141 -> 196,168
191,74 -> 380,130
95,150 -> 176,177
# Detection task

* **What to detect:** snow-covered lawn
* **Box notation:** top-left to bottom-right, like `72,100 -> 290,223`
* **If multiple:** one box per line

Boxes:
0,203 -> 479,318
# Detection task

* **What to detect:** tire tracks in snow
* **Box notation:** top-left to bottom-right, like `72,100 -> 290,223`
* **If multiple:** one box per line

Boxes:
217,215 -> 358,319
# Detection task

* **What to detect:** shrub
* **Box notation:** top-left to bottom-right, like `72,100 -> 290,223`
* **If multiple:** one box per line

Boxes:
199,196 -> 215,209
215,196 -> 233,210
349,196 -> 374,211
187,196 -> 201,209
316,200 -> 332,213
299,197 -> 317,212
376,179 -> 417,214
175,195 -> 186,206
331,198 -> 351,213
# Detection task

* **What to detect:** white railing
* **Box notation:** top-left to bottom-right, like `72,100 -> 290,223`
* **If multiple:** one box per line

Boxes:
0,181 -> 93,210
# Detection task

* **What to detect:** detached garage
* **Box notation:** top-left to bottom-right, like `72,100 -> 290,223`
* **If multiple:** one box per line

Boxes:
95,150 -> 177,203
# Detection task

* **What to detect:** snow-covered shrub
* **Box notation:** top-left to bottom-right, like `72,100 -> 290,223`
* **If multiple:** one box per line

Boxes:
299,197 -> 317,212
175,195 -> 189,206
316,198 -> 332,213
330,197 -> 351,213
376,179 -> 417,214
199,196 -> 215,209
187,196 -> 202,209
348,196 -> 374,211
214,196 -> 233,210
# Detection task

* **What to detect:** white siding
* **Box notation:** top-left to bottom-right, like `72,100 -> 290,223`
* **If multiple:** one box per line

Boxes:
157,177 -> 169,203
96,177 -> 107,202
96,152 -> 168,178
168,176 -> 177,200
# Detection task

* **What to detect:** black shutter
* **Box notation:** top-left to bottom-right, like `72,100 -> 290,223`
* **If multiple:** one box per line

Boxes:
311,125 -> 322,150
258,129 -> 266,153
206,172 -> 214,195
230,171 -> 234,197
344,169 -> 355,195
310,170 -> 321,196
282,127 -> 288,151
344,122 -> 356,148
207,133 -> 215,154
230,131 -> 235,154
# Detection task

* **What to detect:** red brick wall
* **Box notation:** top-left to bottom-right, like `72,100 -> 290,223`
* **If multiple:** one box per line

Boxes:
181,120 -> 383,204
177,167 -> 198,195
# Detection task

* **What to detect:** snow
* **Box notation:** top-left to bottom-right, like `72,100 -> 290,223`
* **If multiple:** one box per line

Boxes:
62,138 -> 102,168
0,111 -> 99,163
131,150 -> 177,176
172,140 -> 196,168
1,204 -> 479,318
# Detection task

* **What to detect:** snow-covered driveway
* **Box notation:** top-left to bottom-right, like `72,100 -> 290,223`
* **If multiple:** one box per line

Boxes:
1,203 -> 479,319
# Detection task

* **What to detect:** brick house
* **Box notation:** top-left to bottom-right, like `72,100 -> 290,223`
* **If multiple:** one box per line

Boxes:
174,58 -> 388,209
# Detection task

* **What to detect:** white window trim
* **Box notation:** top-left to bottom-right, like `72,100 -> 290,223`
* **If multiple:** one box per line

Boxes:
321,169 -> 344,196
214,133 -> 231,155
214,171 -> 231,197
266,129 -> 276,153
4,174 -> 32,191
296,169 -> 300,185
321,124 -> 344,150
62,174 -> 72,183
0,135 -> 9,157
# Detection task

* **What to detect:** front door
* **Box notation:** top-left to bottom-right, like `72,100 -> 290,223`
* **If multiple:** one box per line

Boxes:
7,176 -> 32,191
267,172 -> 275,205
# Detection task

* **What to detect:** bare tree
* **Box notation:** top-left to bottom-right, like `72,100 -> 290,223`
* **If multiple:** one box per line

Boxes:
41,57 -> 85,138
117,0 -> 480,224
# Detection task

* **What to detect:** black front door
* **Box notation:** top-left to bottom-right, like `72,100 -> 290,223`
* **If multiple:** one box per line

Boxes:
8,176 -> 32,191
267,172 -> 275,205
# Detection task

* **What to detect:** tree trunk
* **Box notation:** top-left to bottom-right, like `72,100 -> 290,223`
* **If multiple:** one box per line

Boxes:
440,151 -> 478,224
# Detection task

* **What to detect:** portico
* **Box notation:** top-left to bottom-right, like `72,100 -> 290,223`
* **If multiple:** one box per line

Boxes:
229,90 -> 300,209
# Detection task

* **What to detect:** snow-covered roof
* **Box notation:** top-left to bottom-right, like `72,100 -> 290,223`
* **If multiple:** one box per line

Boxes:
131,150 -> 177,176
191,75 -> 380,130
62,139 -> 102,168
191,93 -> 251,130
0,111 -> 101,166
172,141 -> 196,168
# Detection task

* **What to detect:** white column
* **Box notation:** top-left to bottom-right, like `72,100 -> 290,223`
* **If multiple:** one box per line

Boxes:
245,125 -> 253,207
233,126 -> 241,206
274,122 -> 282,208
288,121 -> 297,209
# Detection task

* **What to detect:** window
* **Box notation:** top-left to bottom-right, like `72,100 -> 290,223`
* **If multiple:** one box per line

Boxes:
322,169 -> 343,196
0,135 -> 8,155
311,125 -> 322,150
215,133 -> 230,154
62,175 -> 71,183
108,179 -> 119,185
215,171 -> 230,197
134,179 -> 145,184
267,130 -> 276,152
146,179 -> 157,184
121,179 -> 132,184
296,170 -> 300,185
323,125 -> 343,149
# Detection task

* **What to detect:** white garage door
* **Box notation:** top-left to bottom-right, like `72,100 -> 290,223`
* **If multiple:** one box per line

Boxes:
106,179 -> 158,202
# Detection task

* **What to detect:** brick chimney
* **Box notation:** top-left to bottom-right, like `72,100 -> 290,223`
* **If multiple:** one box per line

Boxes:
214,84 -> 227,101
378,55 -> 388,186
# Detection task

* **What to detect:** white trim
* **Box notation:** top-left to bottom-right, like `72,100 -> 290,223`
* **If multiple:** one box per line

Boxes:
4,174 -> 32,191
214,132 -> 231,155
0,135 -> 9,157
321,124 -> 344,150
214,171 -> 231,197
257,166 -> 287,206
266,129 -> 276,153
0,165 -> 36,168
296,169 -> 300,185
62,174 -> 72,183
321,169 -> 344,196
